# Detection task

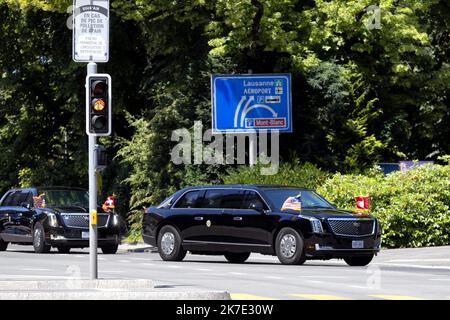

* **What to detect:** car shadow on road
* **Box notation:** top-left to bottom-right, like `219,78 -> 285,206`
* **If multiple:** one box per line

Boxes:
164,258 -> 350,268
4,249 -> 90,255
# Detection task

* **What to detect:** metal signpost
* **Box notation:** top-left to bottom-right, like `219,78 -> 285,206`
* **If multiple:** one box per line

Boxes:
212,74 -> 292,165
73,0 -> 110,280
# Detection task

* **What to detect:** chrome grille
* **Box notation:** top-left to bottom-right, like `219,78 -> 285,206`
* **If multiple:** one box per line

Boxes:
62,214 -> 109,228
327,218 -> 375,237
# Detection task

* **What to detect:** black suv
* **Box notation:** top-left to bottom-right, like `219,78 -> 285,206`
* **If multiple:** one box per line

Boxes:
0,187 -> 121,254
142,185 -> 381,266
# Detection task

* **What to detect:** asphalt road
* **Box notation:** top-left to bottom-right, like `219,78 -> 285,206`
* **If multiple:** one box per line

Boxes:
1,244 -> 450,300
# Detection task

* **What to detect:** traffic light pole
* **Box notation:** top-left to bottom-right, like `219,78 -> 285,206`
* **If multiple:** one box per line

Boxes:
88,62 -> 98,280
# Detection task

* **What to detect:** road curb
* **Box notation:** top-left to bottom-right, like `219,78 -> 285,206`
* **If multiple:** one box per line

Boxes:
0,279 -> 230,300
0,291 -> 231,300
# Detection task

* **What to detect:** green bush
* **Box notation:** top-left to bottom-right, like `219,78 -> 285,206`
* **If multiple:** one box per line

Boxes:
223,161 -> 329,190
317,164 -> 450,248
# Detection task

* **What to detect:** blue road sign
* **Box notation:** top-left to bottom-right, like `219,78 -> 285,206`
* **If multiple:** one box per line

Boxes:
212,74 -> 292,133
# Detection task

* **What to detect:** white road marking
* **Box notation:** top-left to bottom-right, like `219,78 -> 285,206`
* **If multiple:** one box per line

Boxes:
387,259 -> 450,263
229,272 -> 246,275
349,285 -> 379,290
298,276 -> 348,279
429,278 -> 450,281
139,263 -> 155,267
306,280 -> 325,284
195,268 -> 212,272
167,265 -> 182,269
20,268 -> 52,272
0,275 -> 73,279
130,257 -> 151,261
375,263 -> 450,270
119,260 -> 131,263
264,276 -> 283,280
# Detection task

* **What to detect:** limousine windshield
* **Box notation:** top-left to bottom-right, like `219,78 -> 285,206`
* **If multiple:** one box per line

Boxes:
37,189 -> 89,208
263,189 -> 334,210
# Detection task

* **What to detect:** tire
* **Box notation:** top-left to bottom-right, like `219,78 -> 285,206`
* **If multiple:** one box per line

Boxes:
344,255 -> 374,266
275,227 -> 306,265
33,222 -> 51,253
157,225 -> 186,261
224,252 -> 250,263
101,244 -> 118,254
0,238 -> 8,251
57,246 -> 71,254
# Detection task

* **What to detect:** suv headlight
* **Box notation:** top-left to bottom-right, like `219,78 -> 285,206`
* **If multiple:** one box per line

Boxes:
113,214 -> 119,226
47,213 -> 58,227
300,215 -> 324,234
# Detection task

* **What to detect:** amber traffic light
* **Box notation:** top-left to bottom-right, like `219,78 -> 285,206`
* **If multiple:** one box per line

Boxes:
86,74 -> 111,136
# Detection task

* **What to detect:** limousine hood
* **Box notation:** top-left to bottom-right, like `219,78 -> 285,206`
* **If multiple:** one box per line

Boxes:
288,209 -> 373,219
47,206 -> 102,214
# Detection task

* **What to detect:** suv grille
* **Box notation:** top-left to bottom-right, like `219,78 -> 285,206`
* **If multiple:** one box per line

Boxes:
62,214 -> 109,228
327,219 -> 375,237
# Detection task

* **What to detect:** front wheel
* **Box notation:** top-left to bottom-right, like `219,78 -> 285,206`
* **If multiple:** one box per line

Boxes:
344,255 -> 374,266
33,222 -> 51,253
157,225 -> 186,261
224,252 -> 250,263
0,238 -> 8,251
101,244 -> 118,254
275,227 -> 306,265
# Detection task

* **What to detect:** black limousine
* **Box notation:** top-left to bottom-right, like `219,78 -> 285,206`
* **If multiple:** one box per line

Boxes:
0,187 -> 121,254
142,185 -> 381,266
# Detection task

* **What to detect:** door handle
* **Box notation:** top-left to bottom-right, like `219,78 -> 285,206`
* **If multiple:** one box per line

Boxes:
194,216 -> 204,221
233,217 -> 243,221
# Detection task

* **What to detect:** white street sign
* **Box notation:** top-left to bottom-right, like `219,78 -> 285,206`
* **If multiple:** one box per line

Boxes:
73,0 -> 109,63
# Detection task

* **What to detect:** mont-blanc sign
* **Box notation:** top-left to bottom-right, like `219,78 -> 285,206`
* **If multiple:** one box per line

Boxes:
212,74 -> 292,133
72,0 -> 109,63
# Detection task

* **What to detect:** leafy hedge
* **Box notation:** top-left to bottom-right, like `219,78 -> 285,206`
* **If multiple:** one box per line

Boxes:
225,162 -> 450,248
223,161 -> 330,190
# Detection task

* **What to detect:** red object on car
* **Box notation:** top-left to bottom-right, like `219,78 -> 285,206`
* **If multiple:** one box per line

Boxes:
102,195 -> 115,212
355,195 -> 369,210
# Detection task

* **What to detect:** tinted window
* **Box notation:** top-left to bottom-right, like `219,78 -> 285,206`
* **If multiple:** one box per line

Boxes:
263,189 -> 333,210
2,191 -> 22,206
242,191 -> 268,210
174,191 -> 204,208
16,192 -> 32,207
202,189 -> 244,209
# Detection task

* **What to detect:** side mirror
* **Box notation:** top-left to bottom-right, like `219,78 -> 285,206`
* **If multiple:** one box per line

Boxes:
248,202 -> 265,213
20,202 -> 31,209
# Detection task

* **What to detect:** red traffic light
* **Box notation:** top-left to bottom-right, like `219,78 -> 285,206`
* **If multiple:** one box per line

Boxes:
92,81 -> 107,96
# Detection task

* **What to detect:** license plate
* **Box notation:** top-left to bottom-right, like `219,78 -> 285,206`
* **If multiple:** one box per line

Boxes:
81,231 -> 89,239
352,240 -> 364,249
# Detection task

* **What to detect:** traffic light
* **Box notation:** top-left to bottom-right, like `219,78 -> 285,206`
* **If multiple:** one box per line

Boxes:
86,74 -> 111,136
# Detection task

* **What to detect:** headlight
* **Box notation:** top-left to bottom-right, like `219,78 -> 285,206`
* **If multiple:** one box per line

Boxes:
48,213 -> 58,227
299,215 -> 324,233
113,214 -> 119,226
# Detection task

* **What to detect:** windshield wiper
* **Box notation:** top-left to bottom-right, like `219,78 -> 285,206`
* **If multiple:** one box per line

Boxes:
54,205 -> 88,212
